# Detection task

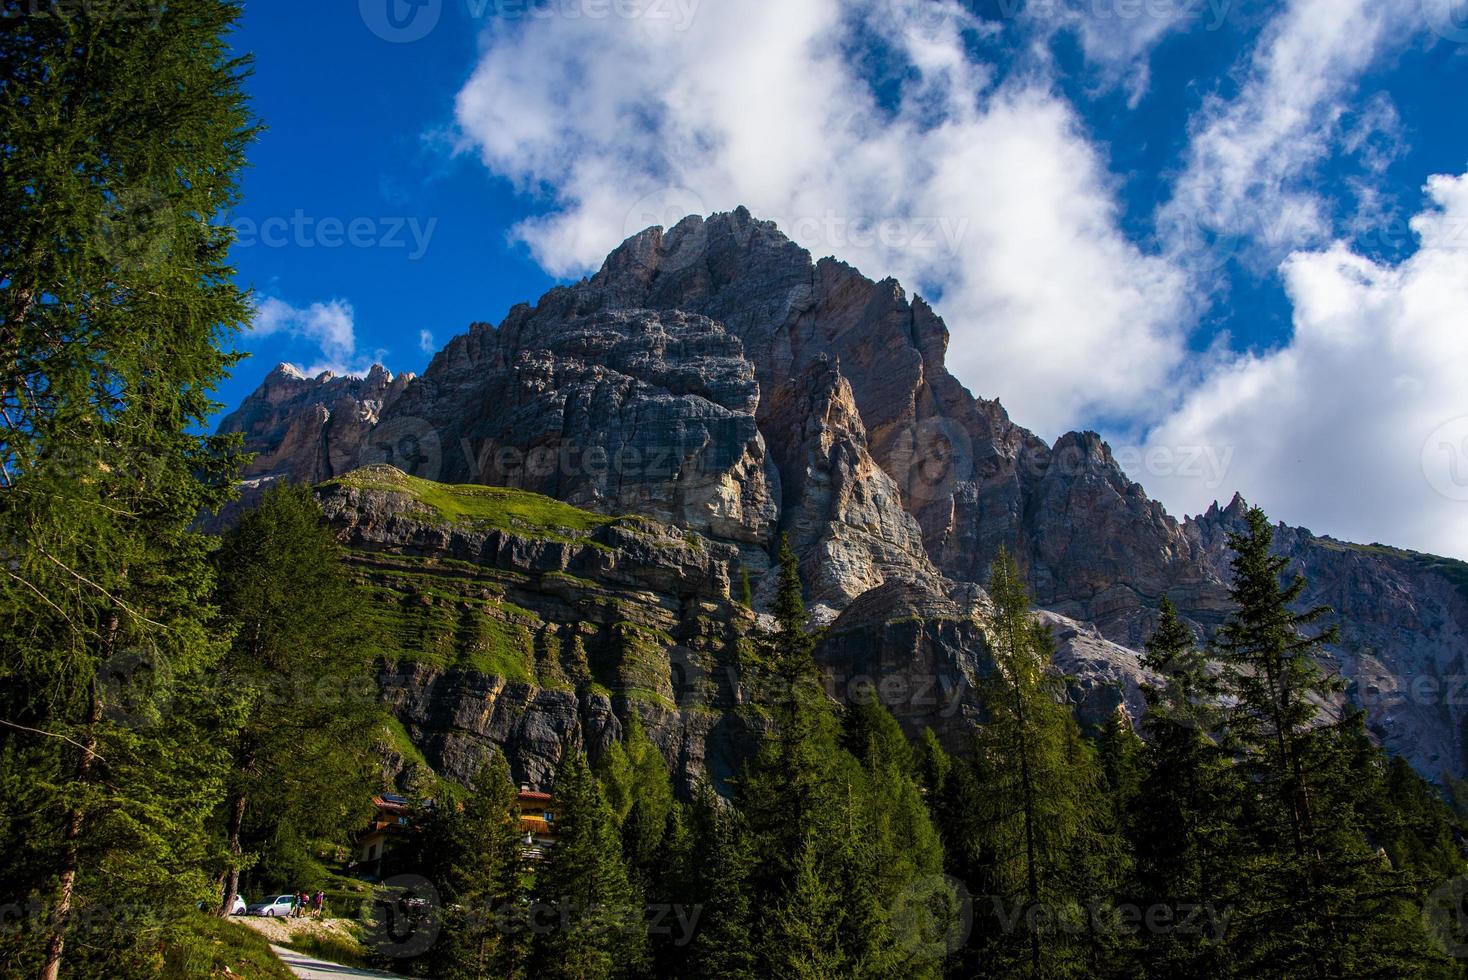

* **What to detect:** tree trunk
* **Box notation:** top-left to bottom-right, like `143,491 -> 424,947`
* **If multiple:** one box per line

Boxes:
219,791 -> 248,916
38,665 -> 105,980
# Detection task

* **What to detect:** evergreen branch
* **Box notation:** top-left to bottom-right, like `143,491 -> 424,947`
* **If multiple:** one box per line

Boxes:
3,566 -> 77,626
38,549 -> 164,628
0,717 -> 105,761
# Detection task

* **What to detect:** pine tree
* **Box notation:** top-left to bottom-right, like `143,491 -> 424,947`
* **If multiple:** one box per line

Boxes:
532,744 -> 647,979
1218,507 -> 1435,978
1133,596 -> 1241,979
0,3 -> 256,976
212,483 -> 377,914
420,754 -> 526,980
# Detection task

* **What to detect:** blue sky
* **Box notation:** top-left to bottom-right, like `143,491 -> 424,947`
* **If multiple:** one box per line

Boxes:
221,0 -> 1468,559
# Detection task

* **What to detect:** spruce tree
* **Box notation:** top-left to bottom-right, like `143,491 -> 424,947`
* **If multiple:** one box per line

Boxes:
0,3 -> 255,976
1218,507 -> 1434,978
212,483 -> 377,914
686,785 -> 759,979
420,754 -> 526,980
1133,596 -> 1241,980
532,744 -> 646,979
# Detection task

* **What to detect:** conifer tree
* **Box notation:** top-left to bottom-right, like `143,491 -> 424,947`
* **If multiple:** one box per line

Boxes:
420,754 -> 526,980
1218,507 -> 1435,978
532,744 -> 646,979
212,483 -> 377,913
1133,596 -> 1241,980
0,3 -> 255,976
841,697 -> 950,977
966,549 -> 1109,978
596,713 -> 675,871
686,785 -> 759,979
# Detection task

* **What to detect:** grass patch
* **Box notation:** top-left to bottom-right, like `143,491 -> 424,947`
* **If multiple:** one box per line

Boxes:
327,464 -> 611,539
377,715 -> 429,769
159,913 -> 295,980
357,584 -> 539,682
1319,539 -> 1468,605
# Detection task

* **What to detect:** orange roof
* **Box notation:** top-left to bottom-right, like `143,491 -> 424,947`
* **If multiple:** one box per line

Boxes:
518,790 -> 552,802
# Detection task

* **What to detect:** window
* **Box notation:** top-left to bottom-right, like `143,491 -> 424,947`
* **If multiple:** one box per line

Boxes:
543,811 -> 554,821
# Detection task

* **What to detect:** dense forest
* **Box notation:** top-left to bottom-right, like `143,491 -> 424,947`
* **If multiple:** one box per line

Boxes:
3,3 -> 1468,979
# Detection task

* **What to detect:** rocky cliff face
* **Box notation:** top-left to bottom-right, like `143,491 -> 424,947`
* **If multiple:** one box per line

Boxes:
223,209 -> 1468,784
315,465 -> 766,795
219,363 -> 414,485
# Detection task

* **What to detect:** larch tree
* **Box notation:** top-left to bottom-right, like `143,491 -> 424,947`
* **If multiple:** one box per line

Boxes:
966,549 -> 1109,979
212,483 -> 377,913
0,2 -> 255,976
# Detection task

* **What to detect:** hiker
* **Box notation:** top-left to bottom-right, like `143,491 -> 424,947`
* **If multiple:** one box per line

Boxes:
312,890 -> 325,918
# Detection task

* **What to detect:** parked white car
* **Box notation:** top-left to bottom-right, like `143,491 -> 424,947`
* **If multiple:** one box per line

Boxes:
196,894 -> 248,916
247,894 -> 295,917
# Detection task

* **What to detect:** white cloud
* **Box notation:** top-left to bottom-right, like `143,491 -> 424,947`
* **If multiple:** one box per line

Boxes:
1160,0 -> 1409,268
1143,172 -> 1468,559
1022,0 -> 1221,106
453,0 -> 1190,436
419,329 -> 436,355
251,297 -> 372,376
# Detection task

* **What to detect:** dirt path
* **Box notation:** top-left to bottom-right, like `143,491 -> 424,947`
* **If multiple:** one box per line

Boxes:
236,916 -> 403,979
266,944 -> 406,980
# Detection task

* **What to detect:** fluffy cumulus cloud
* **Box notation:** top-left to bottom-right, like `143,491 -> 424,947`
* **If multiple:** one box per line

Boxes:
453,0 -> 1190,436
251,297 -> 372,377
1144,173 -> 1468,558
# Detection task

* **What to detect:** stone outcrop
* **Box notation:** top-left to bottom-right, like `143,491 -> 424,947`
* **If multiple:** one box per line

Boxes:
219,362 -> 414,485
316,466 -> 766,795
760,354 -> 943,614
